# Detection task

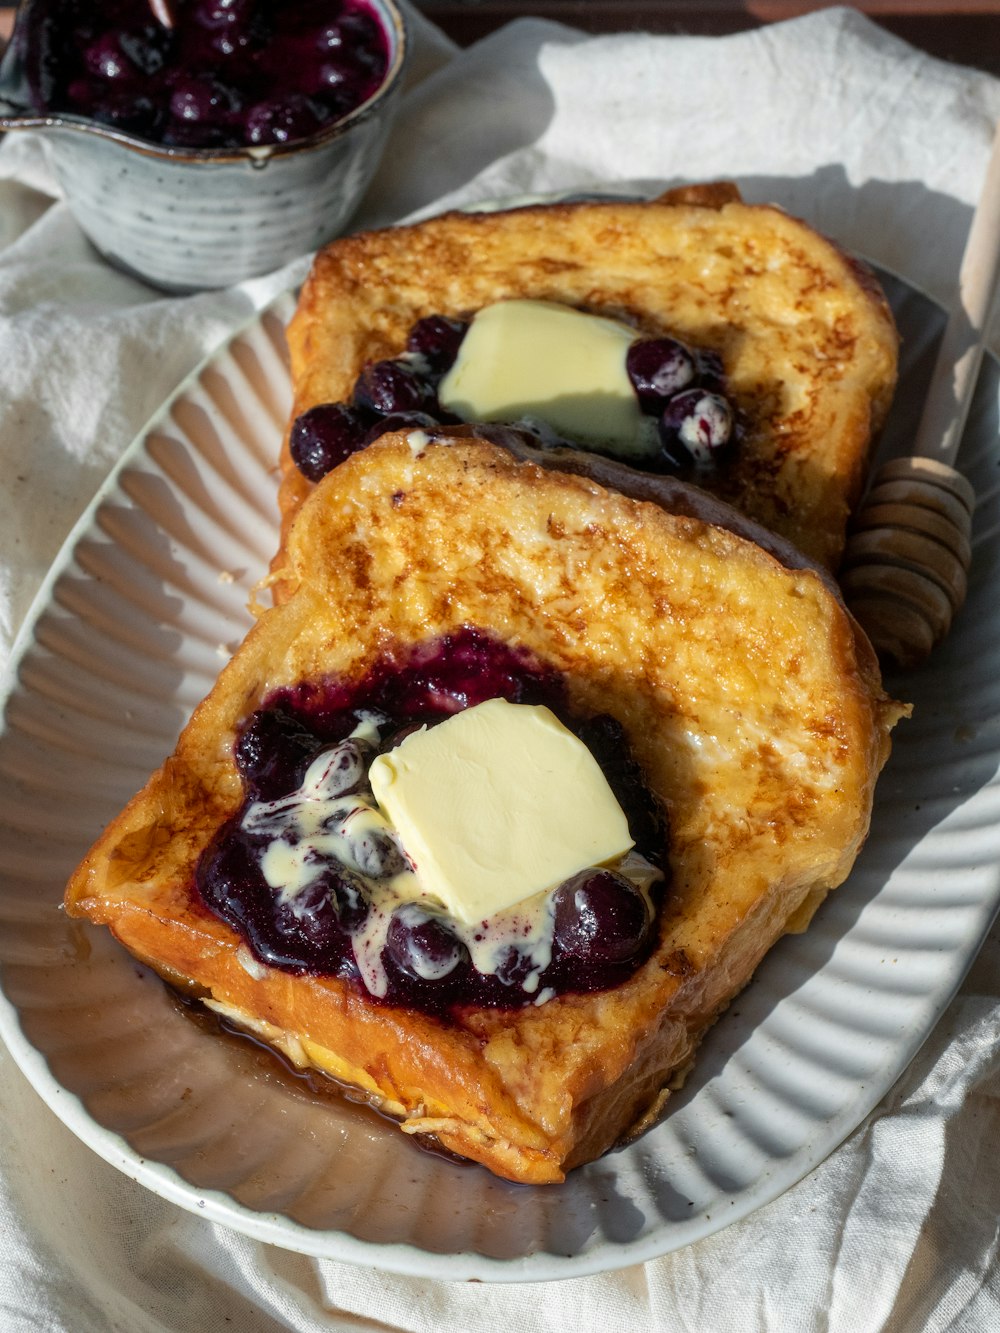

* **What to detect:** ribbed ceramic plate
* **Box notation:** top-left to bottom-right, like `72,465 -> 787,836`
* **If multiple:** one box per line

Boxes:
1,268 -> 999,1283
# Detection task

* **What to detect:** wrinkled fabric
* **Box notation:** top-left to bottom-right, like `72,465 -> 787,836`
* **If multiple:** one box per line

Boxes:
0,7 -> 998,1330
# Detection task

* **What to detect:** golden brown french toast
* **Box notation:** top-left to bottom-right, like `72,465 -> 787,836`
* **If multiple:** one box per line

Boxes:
277,184 -> 898,574
65,432 -> 904,1185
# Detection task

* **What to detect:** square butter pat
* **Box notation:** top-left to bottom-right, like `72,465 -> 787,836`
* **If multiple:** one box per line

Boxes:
368,698 -> 634,924
437,299 -> 656,457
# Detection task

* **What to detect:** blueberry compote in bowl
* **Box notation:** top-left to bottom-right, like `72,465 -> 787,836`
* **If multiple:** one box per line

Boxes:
196,629 -> 669,1018
0,0 -> 407,289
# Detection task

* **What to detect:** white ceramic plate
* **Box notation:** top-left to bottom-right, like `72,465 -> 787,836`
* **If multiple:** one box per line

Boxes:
1,269 -> 999,1283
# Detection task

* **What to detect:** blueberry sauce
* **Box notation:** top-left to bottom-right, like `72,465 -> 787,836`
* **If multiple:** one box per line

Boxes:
288,307 -> 737,485
196,628 -> 668,1015
17,0 -> 390,149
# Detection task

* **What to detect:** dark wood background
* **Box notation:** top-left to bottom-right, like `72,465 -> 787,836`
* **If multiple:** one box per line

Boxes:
414,1 -> 1000,75
1,4 -> 998,78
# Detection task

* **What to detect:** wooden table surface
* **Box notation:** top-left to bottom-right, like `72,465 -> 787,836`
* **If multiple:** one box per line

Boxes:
0,3 -> 997,77
417,1 -> 1000,75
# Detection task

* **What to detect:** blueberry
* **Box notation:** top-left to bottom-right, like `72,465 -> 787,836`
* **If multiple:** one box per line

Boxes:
326,867 -> 370,933
244,94 -> 324,145
169,76 -> 241,125
316,56 -> 363,95
235,706 -> 322,800
493,946 -> 533,988
193,0 -> 256,31
353,360 -> 438,417
118,26 -> 172,77
352,826 -> 408,879
84,34 -> 135,82
318,12 -> 384,74
308,739 -> 372,799
266,869 -> 370,975
272,875 -> 347,955
385,906 -> 468,982
626,337 -> 696,411
552,869 -> 652,964
341,815 -> 408,879
658,389 -> 734,471
89,91 -> 163,137
362,410 -> 439,448
197,829 -> 360,977
406,316 -> 468,373
289,402 -> 372,482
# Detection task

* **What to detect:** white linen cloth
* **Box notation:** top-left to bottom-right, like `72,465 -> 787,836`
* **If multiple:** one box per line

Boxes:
1,6 -> 999,1328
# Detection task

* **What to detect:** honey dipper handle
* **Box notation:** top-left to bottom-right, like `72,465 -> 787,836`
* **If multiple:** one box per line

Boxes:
913,119 -> 1000,465
843,121 -> 1000,668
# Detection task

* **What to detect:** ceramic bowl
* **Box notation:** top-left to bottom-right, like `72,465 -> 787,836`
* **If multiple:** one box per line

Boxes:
0,0 -> 408,291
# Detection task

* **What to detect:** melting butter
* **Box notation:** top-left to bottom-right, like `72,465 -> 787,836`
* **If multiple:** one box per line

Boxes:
438,299 -> 659,458
368,698 -> 634,924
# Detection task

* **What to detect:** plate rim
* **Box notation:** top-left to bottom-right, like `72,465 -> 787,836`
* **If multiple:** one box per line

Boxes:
1,235 -> 998,1282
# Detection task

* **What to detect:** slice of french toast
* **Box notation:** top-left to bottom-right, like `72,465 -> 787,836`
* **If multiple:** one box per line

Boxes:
65,432 -> 905,1185
277,184 -> 898,576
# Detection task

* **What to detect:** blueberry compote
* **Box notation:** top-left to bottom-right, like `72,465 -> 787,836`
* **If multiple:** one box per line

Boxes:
196,628 -> 668,1016
17,0 -> 389,148
288,308 -> 737,485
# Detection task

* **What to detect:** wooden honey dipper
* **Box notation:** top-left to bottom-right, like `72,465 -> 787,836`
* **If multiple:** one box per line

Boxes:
841,120 -> 1000,669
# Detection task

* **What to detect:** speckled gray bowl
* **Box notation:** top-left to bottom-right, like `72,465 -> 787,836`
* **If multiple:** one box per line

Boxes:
0,0 -> 407,291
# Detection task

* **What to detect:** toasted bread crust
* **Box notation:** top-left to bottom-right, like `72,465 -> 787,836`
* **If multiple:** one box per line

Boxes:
66,435 -> 903,1184
278,189 -> 898,573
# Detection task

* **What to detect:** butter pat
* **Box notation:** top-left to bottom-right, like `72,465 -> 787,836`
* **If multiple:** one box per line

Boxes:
438,299 -> 658,458
368,698 -> 634,923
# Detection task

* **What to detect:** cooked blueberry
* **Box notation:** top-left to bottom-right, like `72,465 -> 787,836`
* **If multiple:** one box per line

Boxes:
90,92 -> 163,136
362,410 -> 439,447
386,906 -> 468,981
406,316 -> 468,373
272,876 -> 346,953
626,337 -> 696,411
119,26 -> 172,77
493,946 -> 533,988
349,827 -> 408,879
290,402 -> 372,482
552,869 -> 652,964
308,739 -> 372,799
235,706 -> 322,800
196,827 -> 260,930
316,57 -> 364,96
318,11 -> 384,74
658,389 -> 734,470
325,867 -> 370,933
193,0 -> 256,31
169,76 -> 241,125
353,360 -> 437,417
245,94 -> 324,145
84,34 -> 135,81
